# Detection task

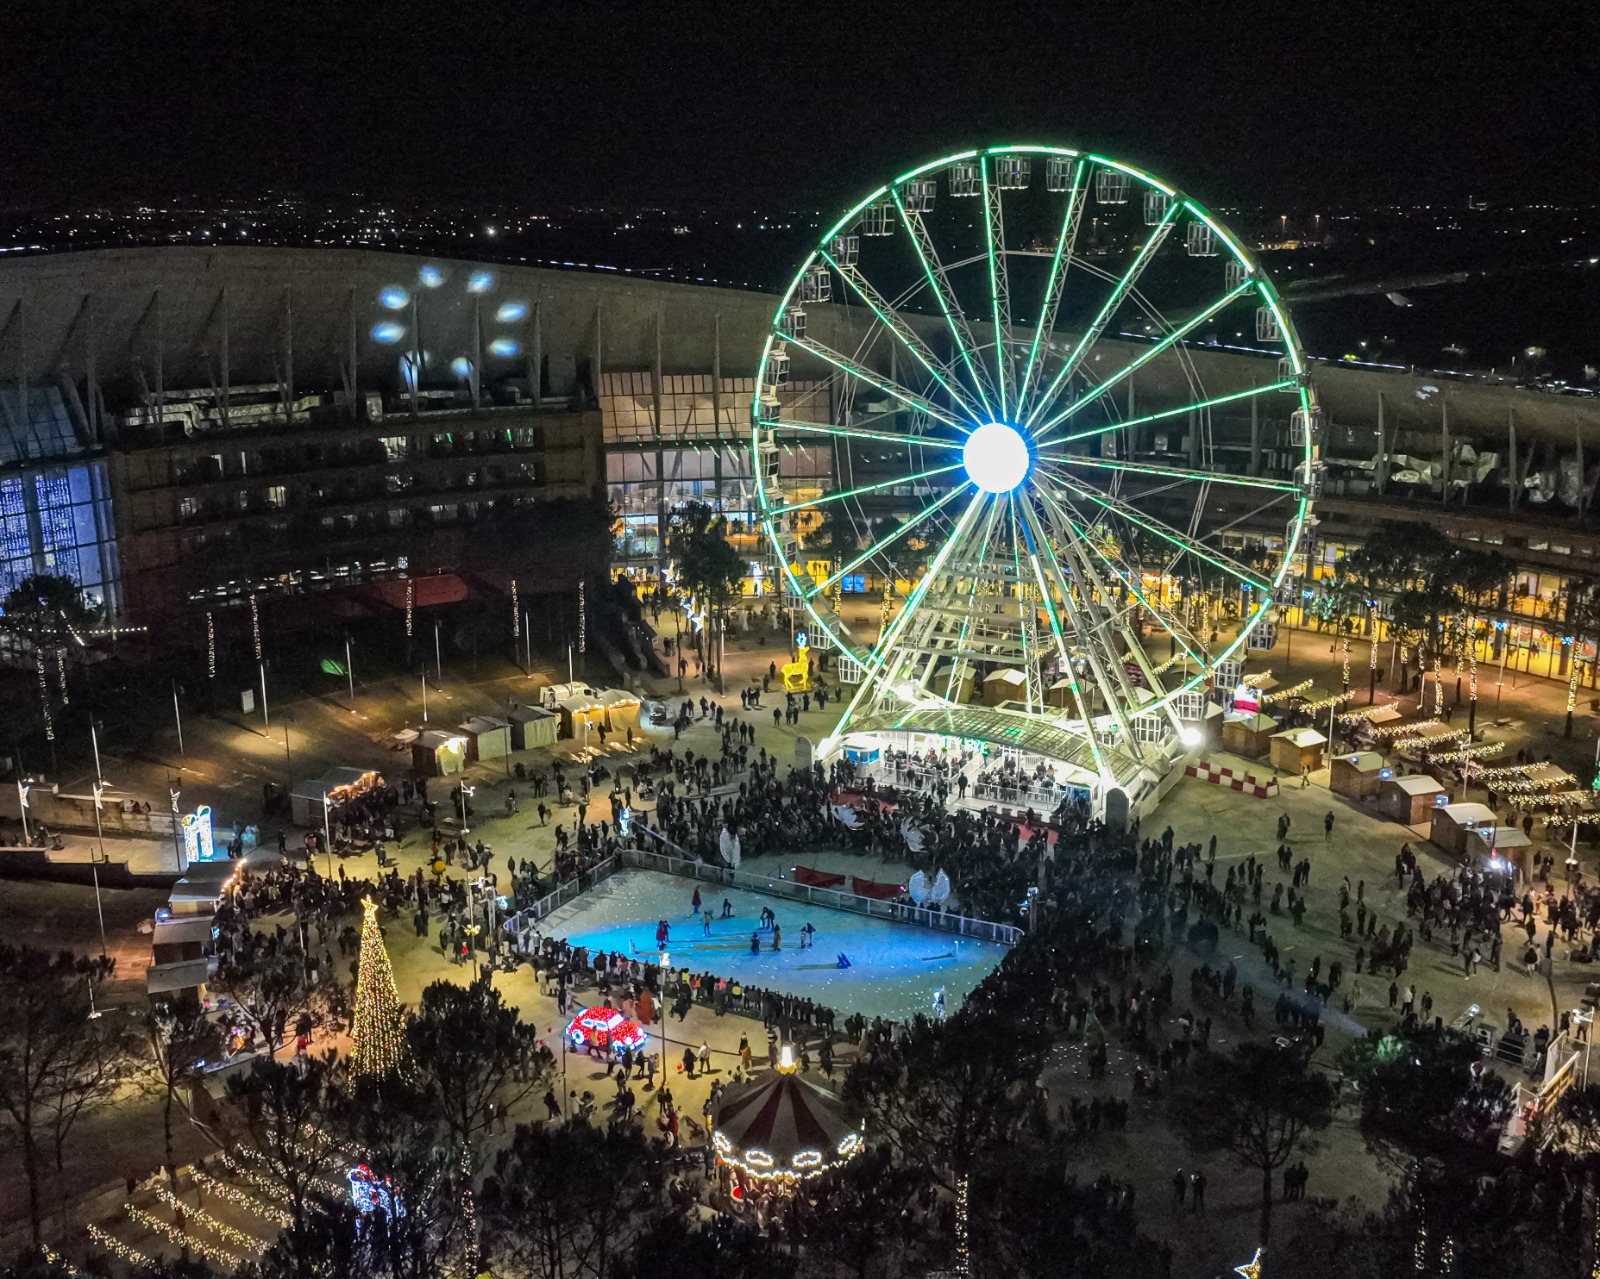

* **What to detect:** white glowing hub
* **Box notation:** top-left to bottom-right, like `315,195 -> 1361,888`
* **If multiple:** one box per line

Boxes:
963,421 -> 1031,494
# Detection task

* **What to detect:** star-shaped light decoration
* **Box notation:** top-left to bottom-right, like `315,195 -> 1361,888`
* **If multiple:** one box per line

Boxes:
1233,1247 -> 1263,1279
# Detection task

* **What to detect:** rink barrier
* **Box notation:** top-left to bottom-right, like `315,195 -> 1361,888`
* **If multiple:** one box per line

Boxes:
614,847 -> 1021,947
1184,759 -> 1279,798
514,848 -> 1020,947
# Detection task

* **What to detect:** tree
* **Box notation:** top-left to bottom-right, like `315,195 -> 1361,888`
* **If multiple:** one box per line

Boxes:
668,501 -> 744,690
406,976 -> 540,1155
142,995 -> 224,1184
0,574 -> 102,656
225,1056 -> 349,1254
481,1121 -> 660,1279
212,942 -> 325,1058
618,1215 -> 796,1279
0,946 -> 133,1243
1166,1042 -> 1336,1247
350,900 -> 407,1078
1552,1081 -> 1600,1161
799,1148 -> 938,1279
843,1009 -> 1047,1192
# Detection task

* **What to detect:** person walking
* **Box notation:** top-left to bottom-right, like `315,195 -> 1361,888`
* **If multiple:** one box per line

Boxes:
1323,810 -> 1335,842
1171,1169 -> 1187,1209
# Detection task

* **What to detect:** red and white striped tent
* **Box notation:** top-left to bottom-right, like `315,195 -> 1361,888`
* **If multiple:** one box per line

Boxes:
711,1067 -> 861,1183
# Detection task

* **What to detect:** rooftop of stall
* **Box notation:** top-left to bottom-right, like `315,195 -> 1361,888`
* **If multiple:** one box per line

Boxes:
145,957 -> 211,999
1222,712 -> 1279,758
1431,801 -> 1498,856
597,688 -> 642,732
1378,773 -> 1446,823
1330,751 -> 1388,800
152,913 -> 219,965
982,668 -> 1028,707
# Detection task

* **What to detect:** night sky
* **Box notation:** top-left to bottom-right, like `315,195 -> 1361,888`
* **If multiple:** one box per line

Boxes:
1,1 -> 1596,211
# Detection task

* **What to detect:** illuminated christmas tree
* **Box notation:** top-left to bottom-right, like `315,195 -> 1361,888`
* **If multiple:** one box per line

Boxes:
350,898 -> 407,1077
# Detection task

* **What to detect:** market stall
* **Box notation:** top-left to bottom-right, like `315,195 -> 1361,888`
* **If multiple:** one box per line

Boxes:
412,730 -> 468,778
557,695 -> 606,741
1269,727 -> 1327,776
1378,774 -> 1446,824
1430,801 -> 1498,858
1466,825 -> 1535,882
598,688 -> 642,736
291,767 -> 384,826
1222,712 -> 1279,759
982,668 -> 1027,707
457,716 -> 511,764
508,705 -> 559,751
1330,752 -> 1387,801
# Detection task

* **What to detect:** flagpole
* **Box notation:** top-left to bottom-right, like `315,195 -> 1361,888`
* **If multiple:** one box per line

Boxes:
90,784 -> 108,958
17,780 -> 29,845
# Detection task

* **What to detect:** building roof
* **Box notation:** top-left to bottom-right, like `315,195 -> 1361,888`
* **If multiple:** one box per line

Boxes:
1272,728 -> 1327,747
1226,712 -> 1279,732
507,704 -> 557,723
1334,751 -> 1386,773
1388,775 -> 1443,795
153,915 -> 218,947
459,716 -> 510,735
146,958 -> 211,996
1437,802 -> 1496,824
853,704 -> 1149,785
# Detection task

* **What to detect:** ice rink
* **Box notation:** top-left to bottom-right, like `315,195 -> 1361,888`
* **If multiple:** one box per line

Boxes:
541,869 -> 1010,1022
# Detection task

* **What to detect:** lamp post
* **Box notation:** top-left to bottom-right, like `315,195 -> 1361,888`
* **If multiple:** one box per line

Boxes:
172,682 -> 185,758
464,923 -> 482,980
458,783 -> 474,837
321,792 -> 333,877
344,634 -> 356,705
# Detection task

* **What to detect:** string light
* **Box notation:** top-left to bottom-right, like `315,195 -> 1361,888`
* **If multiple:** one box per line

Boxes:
1261,678 -> 1313,705
405,579 -> 414,637
1433,653 -> 1444,717
250,593 -> 262,661
1368,603 -> 1379,676
36,648 -> 53,742
350,897 -> 407,1077
207,611 -> 216,679
1341,634 -> 1350,690
87,1224 -> 151,1268
56,646 -> 68,706
578,580 -> 587,654
1391,729 -> 1469,753
1426,744 -> 1504,766
1301,691 -> 1357,714
1476,763 -> 1566,787
124,1203 -> 236,1265
954,1172 -> 970,1278
153,1186 -> 264,1251
1566,636 -> 1580,717
511,580 -> 519,638
38,1245 -> 77,1276
190,1171 -> 291,1227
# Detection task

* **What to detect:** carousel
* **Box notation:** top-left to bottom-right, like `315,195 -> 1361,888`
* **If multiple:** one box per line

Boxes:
711,1046 -> 862,1207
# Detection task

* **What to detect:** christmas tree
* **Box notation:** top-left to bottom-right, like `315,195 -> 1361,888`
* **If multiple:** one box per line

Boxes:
350,898 -> 407,1077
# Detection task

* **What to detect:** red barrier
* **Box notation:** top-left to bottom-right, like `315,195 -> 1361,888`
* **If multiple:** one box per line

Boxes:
792,866 -> 847,889
851,876 -> 904,901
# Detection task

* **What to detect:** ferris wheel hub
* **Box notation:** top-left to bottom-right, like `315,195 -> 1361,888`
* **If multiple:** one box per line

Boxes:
962,421 -> 1031,494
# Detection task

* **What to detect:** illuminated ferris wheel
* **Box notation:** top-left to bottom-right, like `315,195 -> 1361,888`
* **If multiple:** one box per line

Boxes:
751,144 -> 1319,787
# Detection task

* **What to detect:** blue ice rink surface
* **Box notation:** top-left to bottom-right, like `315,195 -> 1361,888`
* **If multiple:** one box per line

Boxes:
541,870 -> 1009,1022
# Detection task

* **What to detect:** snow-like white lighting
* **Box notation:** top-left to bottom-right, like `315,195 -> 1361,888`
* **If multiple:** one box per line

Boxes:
963,422 -> 1030,494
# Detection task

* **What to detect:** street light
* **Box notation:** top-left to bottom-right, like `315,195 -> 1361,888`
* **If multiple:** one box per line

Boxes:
463,923 -> 482,979
458,783 -> 475,836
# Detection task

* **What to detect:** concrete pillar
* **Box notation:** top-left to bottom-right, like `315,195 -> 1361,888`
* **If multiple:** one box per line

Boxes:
712,311 -> 724,506
345,289 -> 359,421
653,310 -> 666,580
85,294 -> 101,444
591,301 -> 603,409
471,296 -> 483,413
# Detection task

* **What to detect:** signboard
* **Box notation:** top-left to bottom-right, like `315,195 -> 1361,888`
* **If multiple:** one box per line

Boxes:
1231,683 -> 1260,716
182,805 -> 217,863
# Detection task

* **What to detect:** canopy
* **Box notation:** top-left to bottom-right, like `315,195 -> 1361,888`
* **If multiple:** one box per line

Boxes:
712,1068 -> 862,1182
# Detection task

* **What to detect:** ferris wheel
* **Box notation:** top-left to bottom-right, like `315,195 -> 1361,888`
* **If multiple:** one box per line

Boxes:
751,144 -> 1319,782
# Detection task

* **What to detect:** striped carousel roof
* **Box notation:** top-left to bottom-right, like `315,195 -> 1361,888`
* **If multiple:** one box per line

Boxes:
711,1069 -> 862,1181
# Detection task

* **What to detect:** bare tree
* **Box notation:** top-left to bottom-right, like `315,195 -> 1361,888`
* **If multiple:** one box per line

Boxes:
142,994 -> 224,1182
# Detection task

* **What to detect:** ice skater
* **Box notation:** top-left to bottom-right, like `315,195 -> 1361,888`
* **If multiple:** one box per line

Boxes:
691,887 -> 703,916
750,931 -> 761,955
721,897 -> 734,919
800,921 -> 817,949
702,909 -> 712,938
836,952 -> 852,969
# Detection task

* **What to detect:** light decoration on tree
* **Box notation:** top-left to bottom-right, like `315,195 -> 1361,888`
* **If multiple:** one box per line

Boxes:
1368,603 -> 1379,671
1341,634 -> 1351,690
38,1245 -> 77,1277
1260,679 -> 1313,705
1503,785 -> 1590,810
1565,636 -> 1580,717
223,1148 -> 345,1200
954,1173 -> 970,1278
1433,653 -> 1444,717
1301,690 -> 1357,714
56,646 -> 68,705
511,579 -> 519,637
207,611 -> 216,678
87,1223 -> 150,1268
1476,763 -> 1569,787
405,579 -> 414,637
250,593 -> 262,660
350,898 -> 407,1077
35,648 -> 53,742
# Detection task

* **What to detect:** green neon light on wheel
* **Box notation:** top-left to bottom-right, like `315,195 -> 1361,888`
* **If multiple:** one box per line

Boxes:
751,143 -> 1320,774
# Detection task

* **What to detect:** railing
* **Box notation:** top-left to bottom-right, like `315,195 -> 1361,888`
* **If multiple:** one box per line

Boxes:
506,856 -> 619,933
614,846 -> 1021,947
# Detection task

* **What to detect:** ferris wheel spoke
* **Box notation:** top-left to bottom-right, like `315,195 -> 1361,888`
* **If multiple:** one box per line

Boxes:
1016,157 -> 1090,411
1020,200 -> 1181,430
1049,472 -> 1269,591
1036,489 -> 1209,670
1043,378 -> 1299,450
785,335 -> 966,430
981,156 -> 1015,418
830,492 -> 989,738
755,418 -> 967,452
803,483 -> 973,600
822,249 -> 985,421
1039,453 -> 1300,495
769,462 -> 967,518
892,190 -> 998,418
1031,279 -> 1256,439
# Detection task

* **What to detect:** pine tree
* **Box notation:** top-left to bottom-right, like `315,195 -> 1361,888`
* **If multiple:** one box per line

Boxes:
350,898 -> 406,1077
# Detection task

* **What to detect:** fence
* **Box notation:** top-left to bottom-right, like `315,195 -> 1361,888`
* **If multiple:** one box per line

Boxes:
615,846 -> 1021,946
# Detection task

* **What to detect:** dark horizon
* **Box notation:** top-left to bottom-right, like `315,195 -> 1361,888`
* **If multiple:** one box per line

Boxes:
1,1 -> 1596,213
